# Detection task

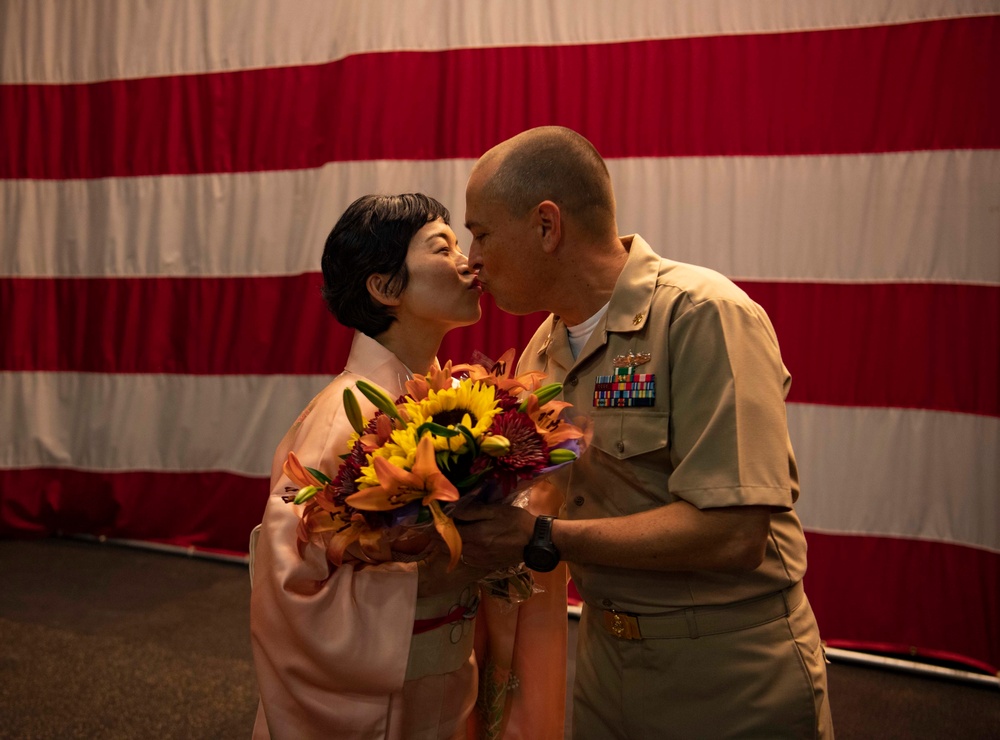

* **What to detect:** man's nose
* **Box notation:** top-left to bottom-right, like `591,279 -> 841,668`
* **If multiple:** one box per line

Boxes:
467,243 -> 483,271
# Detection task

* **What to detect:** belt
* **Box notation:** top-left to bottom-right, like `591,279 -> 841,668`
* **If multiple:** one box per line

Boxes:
599,581 -> 803,640
413,598 -> 479,634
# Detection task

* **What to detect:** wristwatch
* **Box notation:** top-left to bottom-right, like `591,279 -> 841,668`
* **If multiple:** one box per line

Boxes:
523,515 -> 561,572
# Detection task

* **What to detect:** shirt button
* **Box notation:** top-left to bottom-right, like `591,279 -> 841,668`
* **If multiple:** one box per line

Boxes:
566,375 -> 578,387
616,441 -> 625,453
602,599 -> 613,608
573,496 -> 585,507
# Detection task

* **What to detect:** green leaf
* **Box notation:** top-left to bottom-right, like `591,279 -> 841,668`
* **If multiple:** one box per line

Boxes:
457,424 -> 478,453
454,468 -> 489,489
436,451 -> 452,471
305,466 -> 333,485
417,422 -> 460,438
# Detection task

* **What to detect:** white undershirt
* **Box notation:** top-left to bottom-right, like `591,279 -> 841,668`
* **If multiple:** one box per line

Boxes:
566,303 -> 610,359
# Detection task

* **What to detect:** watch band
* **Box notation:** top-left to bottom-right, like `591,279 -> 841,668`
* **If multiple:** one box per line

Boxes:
533,515 -> 555,545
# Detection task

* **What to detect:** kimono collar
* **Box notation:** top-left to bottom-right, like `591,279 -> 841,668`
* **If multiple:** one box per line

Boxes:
343,331 -> 427,397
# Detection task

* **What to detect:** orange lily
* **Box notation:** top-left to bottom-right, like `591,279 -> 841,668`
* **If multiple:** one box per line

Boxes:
345,434 -> 460,512
297,506 -> 345,542
525,395 -> 586,446
428,499 -> 463,571
426,360 -> 456,392
454,348 -> 545,395
283,451 -> 323,489
405,360 -> 456,401
327,512 -> 373,565
359,413 -> 395,451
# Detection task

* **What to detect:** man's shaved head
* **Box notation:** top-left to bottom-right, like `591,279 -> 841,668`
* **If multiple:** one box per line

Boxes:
473,126 -> 617,239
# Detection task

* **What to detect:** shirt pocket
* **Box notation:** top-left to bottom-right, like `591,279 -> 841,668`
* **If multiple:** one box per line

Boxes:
585,410 -> 672,512
590,410 -> 670,459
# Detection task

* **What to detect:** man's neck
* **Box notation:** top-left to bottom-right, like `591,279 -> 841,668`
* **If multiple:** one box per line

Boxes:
556,238 -> 628,326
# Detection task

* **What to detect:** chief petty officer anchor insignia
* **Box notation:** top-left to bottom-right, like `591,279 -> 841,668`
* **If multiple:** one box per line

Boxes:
594,345 -> 655,407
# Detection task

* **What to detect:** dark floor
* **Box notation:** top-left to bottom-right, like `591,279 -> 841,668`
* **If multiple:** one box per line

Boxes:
0,537 -> 997,739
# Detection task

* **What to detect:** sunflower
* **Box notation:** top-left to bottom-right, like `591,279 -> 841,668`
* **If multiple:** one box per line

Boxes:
402,379 -> 499,453
355,379 -> 500,488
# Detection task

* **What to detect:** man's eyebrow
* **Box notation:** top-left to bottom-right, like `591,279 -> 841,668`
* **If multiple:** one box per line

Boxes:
464,220 -> 480,231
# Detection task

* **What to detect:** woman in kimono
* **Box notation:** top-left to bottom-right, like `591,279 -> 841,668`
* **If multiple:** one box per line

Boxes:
250,193 -> 567,739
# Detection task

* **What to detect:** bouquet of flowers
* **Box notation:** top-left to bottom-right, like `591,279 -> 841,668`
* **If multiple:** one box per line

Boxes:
282,350 -> 587,573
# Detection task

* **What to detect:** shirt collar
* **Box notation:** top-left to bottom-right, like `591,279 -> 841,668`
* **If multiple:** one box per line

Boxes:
603,234 -> 660,333
534,234 -> 661,367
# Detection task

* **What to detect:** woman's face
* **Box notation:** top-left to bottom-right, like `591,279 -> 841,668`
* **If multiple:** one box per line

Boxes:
394,217 -> 482,331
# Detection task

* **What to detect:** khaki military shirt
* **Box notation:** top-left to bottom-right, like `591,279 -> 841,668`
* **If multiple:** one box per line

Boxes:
518,235 -> 809,612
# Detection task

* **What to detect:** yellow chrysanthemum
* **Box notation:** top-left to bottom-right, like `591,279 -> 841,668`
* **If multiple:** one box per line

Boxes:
356,432 -> 418,488
355,380 -> 499,488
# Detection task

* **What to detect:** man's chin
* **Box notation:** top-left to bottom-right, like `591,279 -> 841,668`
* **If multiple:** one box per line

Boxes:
483,288 -> 544,316
487,292 -> 535,316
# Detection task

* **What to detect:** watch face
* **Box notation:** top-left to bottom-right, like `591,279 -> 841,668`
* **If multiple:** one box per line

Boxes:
525,547 -> 560,572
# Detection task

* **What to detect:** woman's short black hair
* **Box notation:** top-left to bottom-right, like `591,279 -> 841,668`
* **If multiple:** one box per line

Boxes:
321,193 -> 450,337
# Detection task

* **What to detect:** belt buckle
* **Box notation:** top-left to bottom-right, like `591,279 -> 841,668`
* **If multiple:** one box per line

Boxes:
604,610 -> 642,640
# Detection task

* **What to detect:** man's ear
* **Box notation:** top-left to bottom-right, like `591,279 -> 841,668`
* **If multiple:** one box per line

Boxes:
537,200 -> 562,254
366,273 -> 402,307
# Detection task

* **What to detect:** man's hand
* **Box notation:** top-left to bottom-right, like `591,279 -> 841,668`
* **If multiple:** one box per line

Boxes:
453,501 -> 536,571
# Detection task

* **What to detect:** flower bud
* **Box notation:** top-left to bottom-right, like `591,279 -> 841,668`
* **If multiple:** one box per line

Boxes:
518,382 -> 563,412
343,388 -> 365,435
548,448 -> 578,465
355,380 -> 402,420
293,485 -> 319,505
480,435 -> 511,457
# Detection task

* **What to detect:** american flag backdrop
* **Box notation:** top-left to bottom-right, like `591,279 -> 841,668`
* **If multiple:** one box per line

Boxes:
1,1 -> 998,674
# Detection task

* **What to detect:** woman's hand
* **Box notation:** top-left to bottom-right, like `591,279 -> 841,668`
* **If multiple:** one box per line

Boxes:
416,542 -> 493,597
452,501 -> 536,571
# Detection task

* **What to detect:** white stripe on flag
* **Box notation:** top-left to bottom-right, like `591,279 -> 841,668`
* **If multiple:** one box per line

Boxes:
791,403 -> 1000,553
4,151 -> 998,283
5,370 -> 997,552
1,371 -> 330,477
3,0 -> 997,83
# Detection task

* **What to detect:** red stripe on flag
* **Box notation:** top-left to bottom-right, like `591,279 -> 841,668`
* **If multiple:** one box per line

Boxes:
804,531 -> 1000,675
739,281 -> 999,417
2,17 -> 998,179
1,276 -> 545,378
4,276 -> 997,416
0,467 -> 268,556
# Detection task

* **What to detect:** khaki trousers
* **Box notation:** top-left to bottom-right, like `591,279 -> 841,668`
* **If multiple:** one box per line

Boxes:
572,592 -> 834,739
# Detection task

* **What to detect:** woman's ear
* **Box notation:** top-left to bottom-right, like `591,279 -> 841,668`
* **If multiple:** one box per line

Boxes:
366,273 -> 402,307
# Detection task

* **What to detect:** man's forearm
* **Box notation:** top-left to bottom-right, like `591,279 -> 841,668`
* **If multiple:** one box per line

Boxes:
551,500 -> 772,573
454,498 -> 772,573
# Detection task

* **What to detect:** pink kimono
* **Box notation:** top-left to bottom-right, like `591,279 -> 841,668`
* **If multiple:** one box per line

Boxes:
250,332 -> 567,739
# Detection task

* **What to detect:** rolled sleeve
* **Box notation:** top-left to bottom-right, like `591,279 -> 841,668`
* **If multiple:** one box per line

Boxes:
667,297 -> 794,511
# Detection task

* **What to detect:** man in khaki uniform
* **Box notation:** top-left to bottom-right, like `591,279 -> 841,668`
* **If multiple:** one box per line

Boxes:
457,126 -> 833,739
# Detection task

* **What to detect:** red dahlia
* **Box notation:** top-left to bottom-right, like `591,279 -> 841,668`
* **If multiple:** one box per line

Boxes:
473,411 -> 549,496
